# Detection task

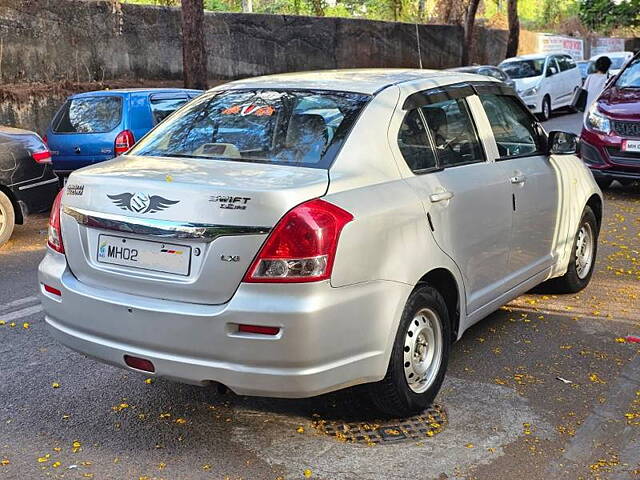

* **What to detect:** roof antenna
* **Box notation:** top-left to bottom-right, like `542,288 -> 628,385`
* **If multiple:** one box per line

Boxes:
416,24 -> 423,69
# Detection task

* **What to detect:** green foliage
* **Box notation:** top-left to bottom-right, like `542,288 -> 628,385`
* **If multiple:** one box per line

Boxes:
121,0 -> 638,35
579,0 -> 640,34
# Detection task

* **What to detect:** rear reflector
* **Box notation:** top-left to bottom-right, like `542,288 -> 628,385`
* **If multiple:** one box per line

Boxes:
32,150 -> 52,163
43,284 -> 61,296
238,324 -> 280,336
124,355 -> 155,372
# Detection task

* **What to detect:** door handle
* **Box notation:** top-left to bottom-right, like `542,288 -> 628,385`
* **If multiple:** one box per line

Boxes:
510,175 -> 526,184
429,191 -> 454,203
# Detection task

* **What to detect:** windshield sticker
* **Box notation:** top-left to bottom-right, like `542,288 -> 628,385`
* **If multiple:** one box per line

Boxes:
221,104 -> 275,117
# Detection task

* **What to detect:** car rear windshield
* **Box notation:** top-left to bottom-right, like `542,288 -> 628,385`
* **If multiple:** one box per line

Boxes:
128,89 -> 370,169
52,96 -> 123,134
500,59 -> 545,79
616,58 -> 640,88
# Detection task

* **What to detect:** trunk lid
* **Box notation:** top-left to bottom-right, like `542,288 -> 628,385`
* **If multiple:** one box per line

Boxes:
61,155 -> 329,304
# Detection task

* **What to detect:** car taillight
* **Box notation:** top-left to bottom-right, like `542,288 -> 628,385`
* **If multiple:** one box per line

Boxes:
243,199 -> 353,283
32,149 -> 52,164
47,190 -> 64,254
114,130 -> 135,155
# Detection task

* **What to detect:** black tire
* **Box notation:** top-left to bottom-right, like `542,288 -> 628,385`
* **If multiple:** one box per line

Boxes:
367,285 -> 451,418
544,206 -> 598,294
595,178 -> 613,190
538,96 -> 551,121
0,190 -> 15,247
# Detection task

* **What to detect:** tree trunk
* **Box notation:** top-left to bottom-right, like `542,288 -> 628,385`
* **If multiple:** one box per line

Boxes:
462,0 -> 481,66
181,0 -> 208,90
242,0 -> 253,13
418,0 -> 425,21
310,0 -> 324,16
506,0 -> 520,58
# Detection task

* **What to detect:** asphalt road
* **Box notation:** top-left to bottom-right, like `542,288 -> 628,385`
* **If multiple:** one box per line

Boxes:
1,112 -> 639,480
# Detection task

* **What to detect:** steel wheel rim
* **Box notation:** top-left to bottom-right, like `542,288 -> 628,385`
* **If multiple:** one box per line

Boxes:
575,221 -> 594,279
403,307 -> 443,394
543,100 -> 550,119
0,202 -> 5,235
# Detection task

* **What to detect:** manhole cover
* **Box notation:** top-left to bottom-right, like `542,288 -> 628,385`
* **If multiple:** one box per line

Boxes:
311,404 -> 447,445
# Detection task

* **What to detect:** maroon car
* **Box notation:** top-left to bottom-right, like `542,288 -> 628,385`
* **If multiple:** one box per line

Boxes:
580,51 -> 640,188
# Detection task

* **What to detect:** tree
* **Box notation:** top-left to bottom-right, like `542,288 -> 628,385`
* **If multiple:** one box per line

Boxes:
506,0 -> 519,58
579,0 -> 640,35
462,0 -> 481,66
181,0 -> 208,90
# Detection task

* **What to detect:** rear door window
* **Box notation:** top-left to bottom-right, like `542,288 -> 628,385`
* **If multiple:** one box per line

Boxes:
52,96 -> 122,133
397,109 -> 437,172
149,96 -> 189,125
420,98 -> 485,167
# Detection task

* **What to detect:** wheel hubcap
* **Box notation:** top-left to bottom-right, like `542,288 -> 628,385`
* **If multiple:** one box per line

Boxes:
403,308 -> 443,394
575,222 -> 594,279
544,101 -> 549,118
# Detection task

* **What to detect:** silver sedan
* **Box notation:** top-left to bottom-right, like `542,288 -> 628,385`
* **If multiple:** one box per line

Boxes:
39,69 -> 602,417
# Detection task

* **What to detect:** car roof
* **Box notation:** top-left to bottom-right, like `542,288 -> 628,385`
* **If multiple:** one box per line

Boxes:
0,126 -> 36,136
70,88 -> 202,99
589,51 -> 633,60
212,68 -> 498,95
448,65 -> 498,71
502,54 -> 552,62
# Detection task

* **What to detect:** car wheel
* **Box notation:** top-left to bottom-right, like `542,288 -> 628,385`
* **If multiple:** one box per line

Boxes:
367,285 -> 450,418
545,206 -> 598,294
595,178 -> 613,190
0,190 -> 16,247
539,96 -> 551,121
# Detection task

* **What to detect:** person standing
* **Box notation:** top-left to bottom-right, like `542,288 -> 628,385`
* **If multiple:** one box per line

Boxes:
583,56 -> 612,118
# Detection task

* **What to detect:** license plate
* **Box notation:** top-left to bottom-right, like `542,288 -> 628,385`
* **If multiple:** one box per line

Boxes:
97,234 -> 191,276
621,139 -> 640,153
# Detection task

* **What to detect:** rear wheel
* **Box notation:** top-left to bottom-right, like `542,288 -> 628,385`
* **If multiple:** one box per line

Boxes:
544,206 -> 598,293
367,285 -> 450,418
0,190 -> 15,247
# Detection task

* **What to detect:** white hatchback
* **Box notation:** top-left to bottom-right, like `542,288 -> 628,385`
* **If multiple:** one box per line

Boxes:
39,70 -> 602,417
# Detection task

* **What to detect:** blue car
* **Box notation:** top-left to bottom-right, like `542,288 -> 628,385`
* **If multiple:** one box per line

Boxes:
45,88 -> 202,176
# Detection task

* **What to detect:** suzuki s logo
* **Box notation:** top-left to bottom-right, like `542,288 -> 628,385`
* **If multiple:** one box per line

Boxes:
107,192 -> 179,214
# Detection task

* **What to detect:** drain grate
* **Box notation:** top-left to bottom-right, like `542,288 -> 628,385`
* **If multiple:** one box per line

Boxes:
311,404 -> 447,445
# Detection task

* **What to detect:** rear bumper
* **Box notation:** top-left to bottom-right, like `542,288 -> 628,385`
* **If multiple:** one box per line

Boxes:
38,250 -> 410,398
12,174 -> 59,215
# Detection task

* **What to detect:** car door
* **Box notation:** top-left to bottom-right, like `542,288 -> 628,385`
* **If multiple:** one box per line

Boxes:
546,56 -> 563,109
398,86 -> 513,315
477,90 -> 558,286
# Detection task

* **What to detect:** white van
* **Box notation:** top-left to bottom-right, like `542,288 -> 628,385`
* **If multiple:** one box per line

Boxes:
499,53 -> 583,120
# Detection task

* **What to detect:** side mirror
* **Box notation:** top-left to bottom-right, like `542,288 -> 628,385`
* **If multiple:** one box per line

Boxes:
547,66 -> 558,77
548,130 -> 578,155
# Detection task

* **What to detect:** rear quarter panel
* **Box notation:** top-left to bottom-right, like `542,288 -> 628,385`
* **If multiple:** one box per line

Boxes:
326,86 -> 467,344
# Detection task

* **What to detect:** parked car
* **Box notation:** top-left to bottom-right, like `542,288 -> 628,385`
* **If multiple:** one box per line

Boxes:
580,52 -> 640,188
499,53 -> 583,120
45,88 -> 202,179
0,127 -> 59,246
447,65 -> 516,89
39,69 -> 602,417
577,60 -> 592,83
589,51 -> 634,77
